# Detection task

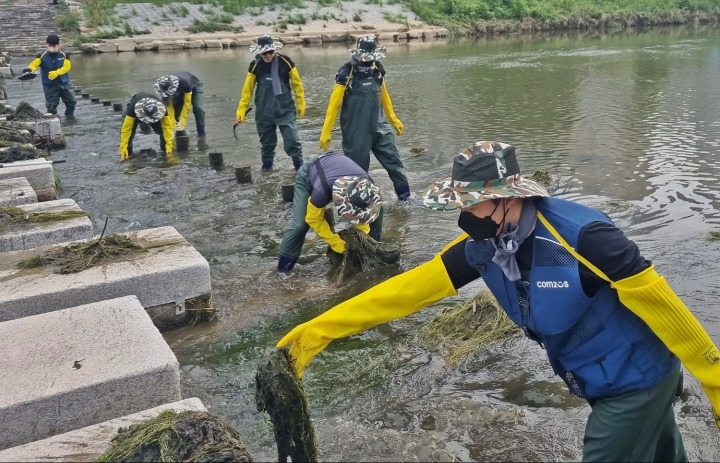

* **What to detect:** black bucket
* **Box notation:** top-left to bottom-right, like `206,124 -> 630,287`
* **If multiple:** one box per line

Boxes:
209,152 -> 223,167
176,135 -> 190,152
235,166 -> 252,183
281,184 -> 294,202
113,103 -> 123,112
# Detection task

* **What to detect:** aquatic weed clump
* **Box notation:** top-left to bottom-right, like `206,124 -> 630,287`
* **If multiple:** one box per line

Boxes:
10,102 -> 46,121
418,290 -> 521,365
328,228 -> 400,283
255,349 -> 317,463
95,410 -> 253,463
0,145 -> 44,162
17,234 -> 143,274
0,206 -> 88,232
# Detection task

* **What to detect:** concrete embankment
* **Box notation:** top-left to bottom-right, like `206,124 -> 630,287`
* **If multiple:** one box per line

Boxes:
0,51 -> 244,460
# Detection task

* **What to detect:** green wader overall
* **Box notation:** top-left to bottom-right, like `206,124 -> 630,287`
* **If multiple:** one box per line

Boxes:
278,157 -> 384,266
340,68 -> 409,198
254,68 -> 302,166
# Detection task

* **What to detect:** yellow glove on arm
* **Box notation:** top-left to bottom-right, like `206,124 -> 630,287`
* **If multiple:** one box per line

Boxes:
320,84 -> 345,151
289,67 -> 306,119
277,253 -> 457,377
354,223 -> 370,234
161,116 -> 174,154
306,198 -> 345,253
613,265 -> 720,429
380,81 -> 404,136
179,92 -> 192,128
236,73 -> 256,122
119,116 -> 135,160
48,71 -> 59,80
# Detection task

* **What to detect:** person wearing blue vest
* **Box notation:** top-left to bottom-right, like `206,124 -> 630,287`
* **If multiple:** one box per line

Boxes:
277,140 -> 720,461
277,151 -> 384,273
23,34 -> 76,118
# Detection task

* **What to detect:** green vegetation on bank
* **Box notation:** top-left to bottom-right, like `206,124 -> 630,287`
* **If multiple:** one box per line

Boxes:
57,0 -> 720,41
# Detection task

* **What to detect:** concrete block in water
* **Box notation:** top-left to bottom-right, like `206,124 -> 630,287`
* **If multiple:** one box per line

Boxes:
0,295 -> 181,450
0,398 -> 206,462
0,160 -> 57,201
21,118 -> 65,149
0,226 -> 211,323
0,177 -> 37,206
0,198 -> 94,252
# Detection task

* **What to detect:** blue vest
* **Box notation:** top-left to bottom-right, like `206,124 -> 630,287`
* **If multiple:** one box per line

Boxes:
39,50 -> 70,86
465,198 -> 678,399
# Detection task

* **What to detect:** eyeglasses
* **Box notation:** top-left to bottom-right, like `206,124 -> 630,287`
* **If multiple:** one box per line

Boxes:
261,50 -> 275,56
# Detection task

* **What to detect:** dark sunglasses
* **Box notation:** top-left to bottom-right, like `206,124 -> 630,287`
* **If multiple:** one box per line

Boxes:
261,50 -> 275,56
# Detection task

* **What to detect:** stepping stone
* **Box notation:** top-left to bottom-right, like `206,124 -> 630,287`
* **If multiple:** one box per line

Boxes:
20,118 -> 65,149
0,198 -> 93,252
0,159 -> 57,201
0,226 -> 212,325
0,398 -> 206,462
0,177 -> 36,206
0,295 -> 182,450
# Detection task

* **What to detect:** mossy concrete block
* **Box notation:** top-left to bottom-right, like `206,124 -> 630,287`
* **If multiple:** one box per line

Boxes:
0,296 -> 181,450
0,398 -> 206,462
0,177 -> 37,206
21,118 -> 65,149
0,226 -> 211,323
0,198 -> 94,252
0,160 -> 56,201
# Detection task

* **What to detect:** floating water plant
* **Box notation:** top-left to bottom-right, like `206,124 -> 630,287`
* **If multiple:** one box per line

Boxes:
528,170 -> 552,186
418,290 -> 521,365
255,349 -> 317,463
95,410 -> 253,462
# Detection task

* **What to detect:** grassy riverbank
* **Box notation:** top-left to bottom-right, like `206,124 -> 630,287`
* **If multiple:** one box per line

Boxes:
56,0 -> 720,42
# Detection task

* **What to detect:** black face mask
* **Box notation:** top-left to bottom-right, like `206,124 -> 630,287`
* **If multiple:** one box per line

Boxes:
457,200 -> 502,241
458,212 -> 499,241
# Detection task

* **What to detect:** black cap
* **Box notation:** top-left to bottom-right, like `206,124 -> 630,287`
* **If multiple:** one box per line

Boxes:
46,34 -> 60,45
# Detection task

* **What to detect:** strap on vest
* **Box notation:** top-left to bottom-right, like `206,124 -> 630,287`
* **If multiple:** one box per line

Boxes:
312,155 -> 333,194
536,211 -> 612,284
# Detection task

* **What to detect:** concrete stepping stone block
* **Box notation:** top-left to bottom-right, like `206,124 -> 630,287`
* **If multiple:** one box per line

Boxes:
0,198 -> 94,252
0,177 -> 37,206
0,295 -> 182,450
20,118 -> 65,149
0,226 -> 211,324
0,159 -> 57,201
0,398 -> 206,462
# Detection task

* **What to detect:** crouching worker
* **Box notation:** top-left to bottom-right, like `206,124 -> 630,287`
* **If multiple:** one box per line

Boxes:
119,93 -> 174,161
154,72 -> 206,136
278,141 -> 720,461
278,151 -> 383,273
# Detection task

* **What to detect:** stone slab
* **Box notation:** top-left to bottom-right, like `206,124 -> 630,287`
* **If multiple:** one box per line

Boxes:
0,398 -> 206,462
0,159 -> 56,201
0,295 -> 181,450
0,177 -> 37,206
21,118 -> 65,149
0,226 -> 211,323
0,198 -> 94,252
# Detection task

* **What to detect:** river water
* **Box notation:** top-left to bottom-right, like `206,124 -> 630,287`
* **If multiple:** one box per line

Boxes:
6,26 -> 720,461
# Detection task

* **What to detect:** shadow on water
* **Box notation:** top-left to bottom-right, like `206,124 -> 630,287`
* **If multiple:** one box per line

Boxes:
5,25 -> 720,461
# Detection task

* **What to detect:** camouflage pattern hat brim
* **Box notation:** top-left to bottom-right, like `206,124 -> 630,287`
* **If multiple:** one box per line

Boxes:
134,97 -> 166,124
249,41 -> 283,55
349,47 -> 386,61
423,173 -> 549,211
154,74 -> 180,98
332,176 -> 383,225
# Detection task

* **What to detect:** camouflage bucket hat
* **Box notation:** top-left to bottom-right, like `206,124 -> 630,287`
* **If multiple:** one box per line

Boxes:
134,97 -> 166,124
332,176 -> 383,225
249,34 -> 283,55
423,141 -> 549,211
154,74 -> 179,98
349,35 -> 386,61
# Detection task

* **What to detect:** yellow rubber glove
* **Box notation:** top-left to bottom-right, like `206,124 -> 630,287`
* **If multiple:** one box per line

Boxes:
320,83 -> 345,151
179,92 -> 192,128
612,265 -> 720,429
277,253 -> 457,378
354,223 -> 370,234
161,116 -> 174,153
119,115 -> 135,161
289,67 -> 306,119
236,73 -> 256,122
306,198 -> 345,253
27,57 -> 41,72
48,70 -> 59,80
380,81 -> 404,136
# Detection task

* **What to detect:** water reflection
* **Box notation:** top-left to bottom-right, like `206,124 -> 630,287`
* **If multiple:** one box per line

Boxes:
5,25 -> 720,461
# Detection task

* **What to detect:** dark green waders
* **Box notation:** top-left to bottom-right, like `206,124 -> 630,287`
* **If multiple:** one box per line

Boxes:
254,71 -> 302,168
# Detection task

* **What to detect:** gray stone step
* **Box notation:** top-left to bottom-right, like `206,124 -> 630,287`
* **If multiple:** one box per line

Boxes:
0,159 -> 58,201
0,295 -> 182,450
0,398 -> 206,462
0,198 -> 94,252
0,226 -> 212,324
0,177 -> 37,206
